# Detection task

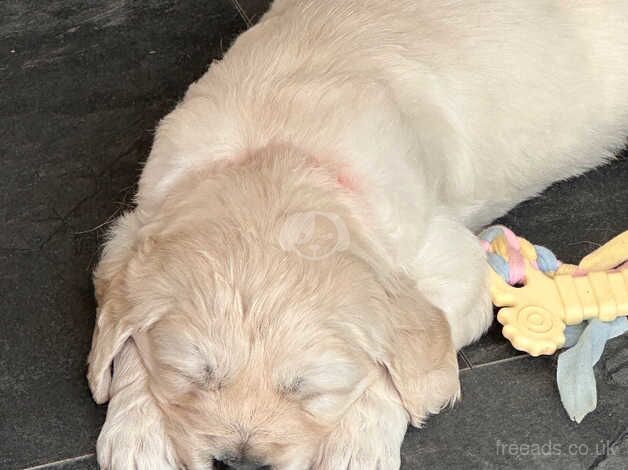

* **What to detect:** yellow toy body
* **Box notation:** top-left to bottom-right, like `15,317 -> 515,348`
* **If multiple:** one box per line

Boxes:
487,231 -> 628,356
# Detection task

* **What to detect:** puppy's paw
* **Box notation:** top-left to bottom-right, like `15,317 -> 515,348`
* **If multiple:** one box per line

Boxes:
95,343 -> 181,470
315,378 -> 408,470
316,434 -> 402,470
96,398 -> 179,470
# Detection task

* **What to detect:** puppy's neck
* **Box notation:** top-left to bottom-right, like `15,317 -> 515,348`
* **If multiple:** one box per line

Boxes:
149,143 -> 390,271
237,142 -> 361,193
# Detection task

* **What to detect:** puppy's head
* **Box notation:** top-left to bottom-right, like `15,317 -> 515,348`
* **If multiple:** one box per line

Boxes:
88,151 -> 459,469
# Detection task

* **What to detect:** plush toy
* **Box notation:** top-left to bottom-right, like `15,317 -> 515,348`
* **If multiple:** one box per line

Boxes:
480,226 -> 628,422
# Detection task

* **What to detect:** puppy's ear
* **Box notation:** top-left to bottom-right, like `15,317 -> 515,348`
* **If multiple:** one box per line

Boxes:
87,282 -> 134,404
378,276 -> 460,427
87,211 -> 156,404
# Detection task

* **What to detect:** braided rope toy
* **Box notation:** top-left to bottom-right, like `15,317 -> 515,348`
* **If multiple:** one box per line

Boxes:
479,226 -> 628,356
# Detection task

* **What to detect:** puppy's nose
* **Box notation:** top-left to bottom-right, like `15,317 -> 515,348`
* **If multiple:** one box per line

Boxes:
215,456 -> 269,470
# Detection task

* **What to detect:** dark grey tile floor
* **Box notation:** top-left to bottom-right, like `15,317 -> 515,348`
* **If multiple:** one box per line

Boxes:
1,1 -> 626,469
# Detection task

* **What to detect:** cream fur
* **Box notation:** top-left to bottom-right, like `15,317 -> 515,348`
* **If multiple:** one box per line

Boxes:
88,1 -> 628,469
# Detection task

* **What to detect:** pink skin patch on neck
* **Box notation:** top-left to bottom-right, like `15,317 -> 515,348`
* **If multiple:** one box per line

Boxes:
336,171 -> 359,191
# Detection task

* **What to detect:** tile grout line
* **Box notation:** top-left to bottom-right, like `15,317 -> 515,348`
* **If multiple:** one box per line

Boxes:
458,350 -> 473,369
22,453 -> 95,470
466,354 -> 529,370
229,0 -> 253,28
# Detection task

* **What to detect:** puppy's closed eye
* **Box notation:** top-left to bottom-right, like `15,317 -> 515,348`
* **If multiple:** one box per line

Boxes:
146,325 -> 222,393
171,363 -> 217,390
276,353 -> 368,418
157,350 -> 219,392
278,358 -> 363,396
278,376 -> 306,396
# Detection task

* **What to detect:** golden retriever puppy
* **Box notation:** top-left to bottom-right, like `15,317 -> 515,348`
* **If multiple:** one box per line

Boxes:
88,1 -> 628,469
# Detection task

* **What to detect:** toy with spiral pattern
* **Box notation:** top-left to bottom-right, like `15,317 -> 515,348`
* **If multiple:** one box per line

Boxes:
479,226 -> 628,356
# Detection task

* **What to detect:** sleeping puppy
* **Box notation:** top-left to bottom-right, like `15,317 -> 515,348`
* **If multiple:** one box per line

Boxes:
88,1 -> 628,469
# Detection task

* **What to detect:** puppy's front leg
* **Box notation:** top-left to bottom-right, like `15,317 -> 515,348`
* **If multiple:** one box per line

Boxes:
410,214 -> 494,350
96,341 -> 179,470
314,375 -> 408,470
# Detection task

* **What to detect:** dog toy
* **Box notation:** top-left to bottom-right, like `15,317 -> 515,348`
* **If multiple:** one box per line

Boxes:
480,226 -> 628,356
480,226 -> 628,422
